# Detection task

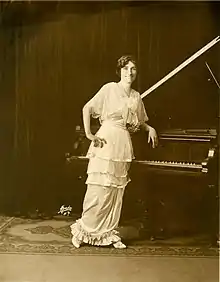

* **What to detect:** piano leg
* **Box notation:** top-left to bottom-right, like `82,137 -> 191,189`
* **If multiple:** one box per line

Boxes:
208,183 -> 219,246
207,155 -> 219,246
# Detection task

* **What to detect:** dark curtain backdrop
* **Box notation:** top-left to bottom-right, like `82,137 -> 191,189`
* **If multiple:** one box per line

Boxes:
0,1 -> 219,214
0,23 -> 16,212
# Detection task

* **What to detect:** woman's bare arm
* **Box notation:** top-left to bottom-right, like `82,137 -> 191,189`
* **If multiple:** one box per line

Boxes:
82,105 -> 107,147
141,122 -> 158,148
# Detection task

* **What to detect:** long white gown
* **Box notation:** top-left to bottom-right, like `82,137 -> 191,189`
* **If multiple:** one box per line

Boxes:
70,82 -> 148,246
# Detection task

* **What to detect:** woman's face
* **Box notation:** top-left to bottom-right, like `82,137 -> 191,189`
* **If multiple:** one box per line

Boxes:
120,61 -> 137,84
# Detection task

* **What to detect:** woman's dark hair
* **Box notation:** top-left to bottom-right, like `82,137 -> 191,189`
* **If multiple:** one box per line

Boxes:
116,55 -> 137,77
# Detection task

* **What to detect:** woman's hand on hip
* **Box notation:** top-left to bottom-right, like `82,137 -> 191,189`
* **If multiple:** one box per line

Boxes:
86,133 -> 107,148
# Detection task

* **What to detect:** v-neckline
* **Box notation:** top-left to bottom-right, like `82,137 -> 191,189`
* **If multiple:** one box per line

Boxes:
116,82 -> 133,99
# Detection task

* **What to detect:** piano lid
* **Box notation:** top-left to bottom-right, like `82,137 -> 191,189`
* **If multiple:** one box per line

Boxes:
143,55 -> 219,131
138,35 -> 219,131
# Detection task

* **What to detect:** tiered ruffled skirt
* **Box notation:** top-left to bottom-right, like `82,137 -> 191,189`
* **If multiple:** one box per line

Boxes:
70,120 -> 134,246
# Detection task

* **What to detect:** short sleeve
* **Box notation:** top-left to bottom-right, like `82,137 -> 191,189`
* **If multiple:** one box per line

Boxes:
136,95 -> 149,124
84,84 -> 108,119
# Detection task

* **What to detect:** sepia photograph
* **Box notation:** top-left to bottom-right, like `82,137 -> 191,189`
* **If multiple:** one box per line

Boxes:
0,1 -> 219,281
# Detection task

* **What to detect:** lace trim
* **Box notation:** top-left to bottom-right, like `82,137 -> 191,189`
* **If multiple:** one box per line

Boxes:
70,220 -> 121,246
87,157 -> 131,177
85,180 -> 130,189
86,172 -> 131,188
86,152 -> 134,162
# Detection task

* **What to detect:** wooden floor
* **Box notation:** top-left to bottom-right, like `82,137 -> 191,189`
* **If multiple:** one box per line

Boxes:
0,253 -> 219,282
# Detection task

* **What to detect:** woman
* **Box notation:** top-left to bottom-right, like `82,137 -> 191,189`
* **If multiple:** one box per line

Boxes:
70,55 -> 158,249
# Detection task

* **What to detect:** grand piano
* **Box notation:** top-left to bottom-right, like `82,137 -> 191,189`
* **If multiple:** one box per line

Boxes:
65,125 -> 218,240
65,41 -> 219,243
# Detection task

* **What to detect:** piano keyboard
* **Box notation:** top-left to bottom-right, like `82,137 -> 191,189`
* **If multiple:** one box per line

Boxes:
134,160 -> 202,169
66,155 -> 204,171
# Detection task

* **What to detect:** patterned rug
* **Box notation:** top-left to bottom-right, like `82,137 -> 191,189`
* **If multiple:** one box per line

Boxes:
0,216 -> 218,257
